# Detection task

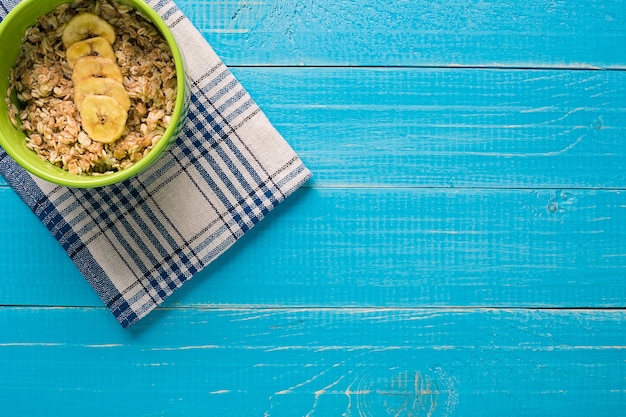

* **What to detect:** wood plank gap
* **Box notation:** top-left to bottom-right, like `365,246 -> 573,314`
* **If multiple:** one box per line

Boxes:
298,184 -> 626,191
228,64 -> 626,72
2,305 -> 625,312
156,306 -> 626,313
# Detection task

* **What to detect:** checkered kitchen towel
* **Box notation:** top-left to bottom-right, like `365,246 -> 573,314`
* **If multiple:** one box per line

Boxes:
0,0 -> 311,328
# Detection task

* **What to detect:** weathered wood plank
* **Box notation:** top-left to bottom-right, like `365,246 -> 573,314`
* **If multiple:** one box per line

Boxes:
0,2 -> 623,416
176,0 -> 626,68
1,307 -> 624,416
232,67 -> 626,188
2,67 -> 624,188
2,186 -> 625,308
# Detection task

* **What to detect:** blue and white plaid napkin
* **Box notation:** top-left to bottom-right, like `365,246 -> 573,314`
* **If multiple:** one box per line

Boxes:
0,0 -> 311,328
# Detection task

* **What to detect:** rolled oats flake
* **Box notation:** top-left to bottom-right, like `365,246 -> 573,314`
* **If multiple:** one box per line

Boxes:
5,0 -> 177,176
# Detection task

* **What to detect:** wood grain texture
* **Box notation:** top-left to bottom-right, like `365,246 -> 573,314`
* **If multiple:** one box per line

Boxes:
176,0 -> 626,68
1,307 -> 624,416
2,186 -> 626,308
231,67 -> 626,188
1,0 -> 625,415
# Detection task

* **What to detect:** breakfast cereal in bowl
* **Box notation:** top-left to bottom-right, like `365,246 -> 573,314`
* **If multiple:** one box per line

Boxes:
0,0 -> 188,187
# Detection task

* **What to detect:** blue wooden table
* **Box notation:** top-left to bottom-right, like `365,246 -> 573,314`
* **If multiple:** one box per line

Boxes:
1,0 -> 625,415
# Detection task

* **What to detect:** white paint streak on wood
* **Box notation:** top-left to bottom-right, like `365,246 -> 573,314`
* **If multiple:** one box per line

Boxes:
83,344 -> 124,348
304,374 -> 347,417
147,345 -> 221,351
274,362 -> 343,395
0,342 -> 65,347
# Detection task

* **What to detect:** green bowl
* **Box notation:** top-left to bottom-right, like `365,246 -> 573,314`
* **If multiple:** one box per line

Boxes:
0,0 -> 188,188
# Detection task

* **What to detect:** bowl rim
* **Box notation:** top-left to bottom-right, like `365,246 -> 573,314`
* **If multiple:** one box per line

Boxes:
0,0 -> 187,188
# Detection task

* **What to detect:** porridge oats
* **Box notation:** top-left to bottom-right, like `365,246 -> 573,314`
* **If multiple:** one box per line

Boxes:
5,0 -> 177,175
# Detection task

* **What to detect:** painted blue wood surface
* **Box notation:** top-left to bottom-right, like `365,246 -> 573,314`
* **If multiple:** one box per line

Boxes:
1,0 -> 625,416
231,68 -> 626,188
178,0 -> 626,69
2,307 -> 625,417
3,187 -> 626,308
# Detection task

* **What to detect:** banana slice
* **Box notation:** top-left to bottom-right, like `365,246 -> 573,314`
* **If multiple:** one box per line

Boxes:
80,95 -> 128,143
74,77 -> 130,112
66,36 -> 117,68
72,56 -> 124,85
62,12 -> 116,48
